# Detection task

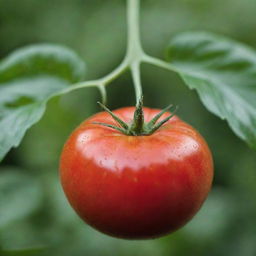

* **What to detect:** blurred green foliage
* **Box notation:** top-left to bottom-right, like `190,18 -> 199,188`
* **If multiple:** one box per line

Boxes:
0,0 -> 256,255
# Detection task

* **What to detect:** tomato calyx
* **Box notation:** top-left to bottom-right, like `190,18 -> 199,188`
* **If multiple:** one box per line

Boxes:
93,97 -> 178,136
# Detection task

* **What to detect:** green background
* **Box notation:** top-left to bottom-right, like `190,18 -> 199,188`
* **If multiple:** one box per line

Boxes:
0,0 -> 256,255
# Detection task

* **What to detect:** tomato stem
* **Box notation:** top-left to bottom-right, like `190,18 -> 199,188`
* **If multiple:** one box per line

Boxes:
129,96 -> 144,135
94,98 -> 178,136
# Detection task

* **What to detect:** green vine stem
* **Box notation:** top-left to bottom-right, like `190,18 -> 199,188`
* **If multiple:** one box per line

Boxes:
60,0 -> 177,104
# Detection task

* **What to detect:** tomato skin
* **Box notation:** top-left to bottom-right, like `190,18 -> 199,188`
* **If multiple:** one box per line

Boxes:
60,107 -> 213,239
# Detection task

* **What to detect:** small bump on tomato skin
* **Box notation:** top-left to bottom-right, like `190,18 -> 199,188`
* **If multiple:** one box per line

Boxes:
60,107 -> 214,239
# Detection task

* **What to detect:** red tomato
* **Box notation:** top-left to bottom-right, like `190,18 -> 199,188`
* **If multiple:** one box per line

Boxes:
60,107 -> 213,239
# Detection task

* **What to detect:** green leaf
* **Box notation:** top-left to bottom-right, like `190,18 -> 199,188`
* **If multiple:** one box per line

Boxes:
166,32 -> 256,149
0,45 -> 86,161
0,167 -> 42,228
0,44 -> 86,83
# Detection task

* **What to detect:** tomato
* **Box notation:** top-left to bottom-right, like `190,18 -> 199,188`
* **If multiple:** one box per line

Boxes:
60,105 -> 213,239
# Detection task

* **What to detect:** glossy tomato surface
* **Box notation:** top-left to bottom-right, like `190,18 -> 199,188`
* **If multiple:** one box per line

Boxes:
60,107 -> 213,239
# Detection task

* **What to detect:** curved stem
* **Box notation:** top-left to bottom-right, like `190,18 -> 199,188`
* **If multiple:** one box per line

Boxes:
100,58 -> 129,85
60,0 -> 177,104
142,54 -> 177,72
60,79 -> 101,95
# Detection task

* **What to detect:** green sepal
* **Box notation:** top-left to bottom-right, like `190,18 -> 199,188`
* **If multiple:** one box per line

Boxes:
94,97 -> 177,136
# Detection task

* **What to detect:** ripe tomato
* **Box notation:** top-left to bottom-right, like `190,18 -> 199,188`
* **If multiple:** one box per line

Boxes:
60,106 -> 213,239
